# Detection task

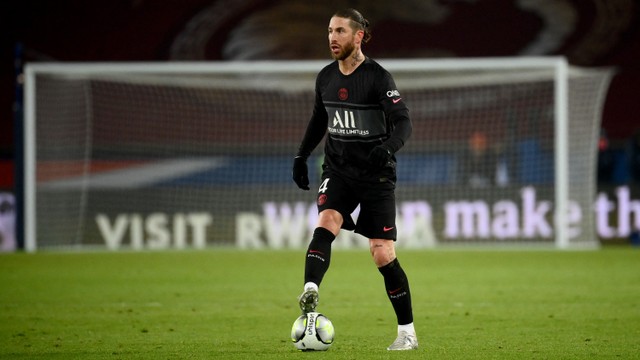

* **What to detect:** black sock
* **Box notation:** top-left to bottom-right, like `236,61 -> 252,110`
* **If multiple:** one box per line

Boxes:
378,258 -> 414,325
304,227 -> 335,287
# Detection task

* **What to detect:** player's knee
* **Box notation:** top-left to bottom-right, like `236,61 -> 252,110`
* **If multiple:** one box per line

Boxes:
317,210 -> 343,235
370,240 -> 396,267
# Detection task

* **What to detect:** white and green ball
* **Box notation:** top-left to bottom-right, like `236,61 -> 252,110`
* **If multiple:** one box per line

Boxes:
291,312 -> 335,351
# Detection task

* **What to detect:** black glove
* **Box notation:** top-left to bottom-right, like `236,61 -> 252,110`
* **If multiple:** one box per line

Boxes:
292,156 -> 310,190
367,145 -> 392,168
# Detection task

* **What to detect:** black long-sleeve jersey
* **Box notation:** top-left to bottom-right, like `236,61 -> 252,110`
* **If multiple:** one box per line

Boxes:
297,57 -> 412,182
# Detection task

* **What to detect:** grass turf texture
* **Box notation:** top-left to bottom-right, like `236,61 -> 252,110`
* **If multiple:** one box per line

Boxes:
1,248 -> 639,359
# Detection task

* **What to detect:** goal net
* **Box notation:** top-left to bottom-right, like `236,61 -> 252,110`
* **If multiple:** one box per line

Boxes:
23,58 -> 613,251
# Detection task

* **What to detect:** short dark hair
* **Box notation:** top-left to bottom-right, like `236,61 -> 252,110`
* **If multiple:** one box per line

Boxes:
333,8 -> 372,43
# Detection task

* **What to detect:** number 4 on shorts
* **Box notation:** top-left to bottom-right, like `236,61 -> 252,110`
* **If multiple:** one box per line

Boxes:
319,178 -> 330,193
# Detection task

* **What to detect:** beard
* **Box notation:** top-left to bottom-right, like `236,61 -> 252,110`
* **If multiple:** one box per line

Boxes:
330,41 -> 356,61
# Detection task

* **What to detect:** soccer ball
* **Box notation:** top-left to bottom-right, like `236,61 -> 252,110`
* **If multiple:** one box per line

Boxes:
290,312 -> 335,351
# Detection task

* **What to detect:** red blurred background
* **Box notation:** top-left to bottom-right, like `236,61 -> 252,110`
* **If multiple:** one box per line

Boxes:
2,0 -> 639,189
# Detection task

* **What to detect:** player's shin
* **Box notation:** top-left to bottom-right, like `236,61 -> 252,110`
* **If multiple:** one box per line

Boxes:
378,258 -> 414,325
303,227 -> 336,287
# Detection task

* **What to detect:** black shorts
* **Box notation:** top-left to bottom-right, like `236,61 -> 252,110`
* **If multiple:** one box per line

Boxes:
316,169 -> 397,240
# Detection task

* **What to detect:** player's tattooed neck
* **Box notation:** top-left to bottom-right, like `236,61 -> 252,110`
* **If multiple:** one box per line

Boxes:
350,51 -> 363,67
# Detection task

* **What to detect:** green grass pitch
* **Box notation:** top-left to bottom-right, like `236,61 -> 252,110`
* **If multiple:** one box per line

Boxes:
1,248 -> 639,359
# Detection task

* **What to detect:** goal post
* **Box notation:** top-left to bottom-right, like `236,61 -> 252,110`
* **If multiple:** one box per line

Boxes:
22,57 -> 613,251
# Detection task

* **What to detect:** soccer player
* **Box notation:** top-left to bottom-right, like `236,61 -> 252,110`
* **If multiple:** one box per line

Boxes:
291,8 -> 418,351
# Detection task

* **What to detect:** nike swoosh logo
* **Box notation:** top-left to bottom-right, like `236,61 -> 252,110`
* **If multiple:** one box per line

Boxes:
392,98 -> 402,104
383,226 -> 395,232
309,250 -> 324,255
388,287 -> 403,295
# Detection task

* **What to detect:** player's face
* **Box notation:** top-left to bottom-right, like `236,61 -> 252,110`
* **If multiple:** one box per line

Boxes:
328,16 -> 359,61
